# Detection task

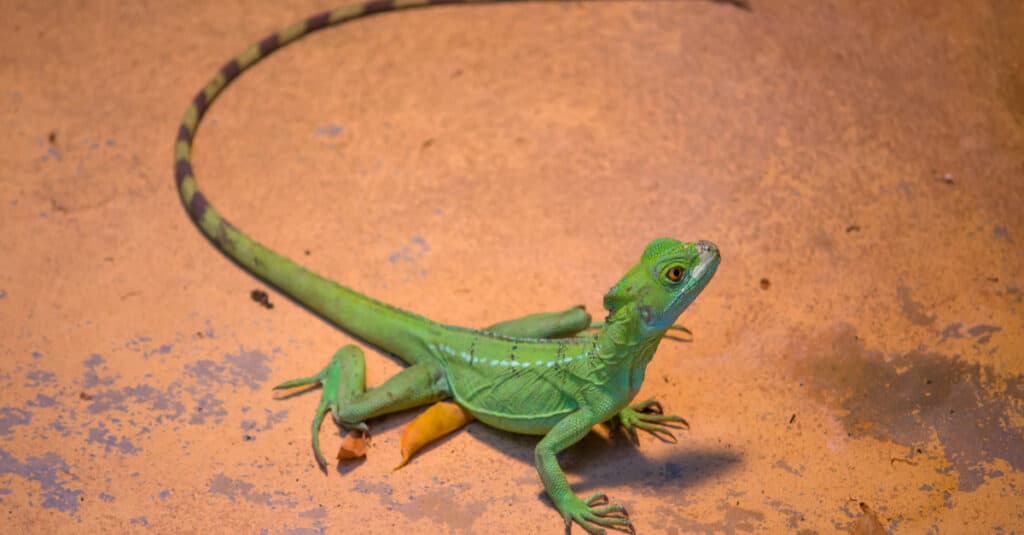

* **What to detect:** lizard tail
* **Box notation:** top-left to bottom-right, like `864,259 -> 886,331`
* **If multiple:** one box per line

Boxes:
174,1 -> 485,360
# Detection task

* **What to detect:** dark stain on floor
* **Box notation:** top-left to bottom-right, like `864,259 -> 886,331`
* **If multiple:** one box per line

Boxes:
794,323 -> 1023,491
351,478 -> 485,533
659,498 -> 768,534
0,449 -> 82,513
208,473 -> 297,508
896,287 -> 937,326
0,340 -> 285,518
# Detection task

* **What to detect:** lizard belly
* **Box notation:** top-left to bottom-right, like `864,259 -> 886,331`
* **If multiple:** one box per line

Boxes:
445,365 -> 578,435
468,408 -> 568,436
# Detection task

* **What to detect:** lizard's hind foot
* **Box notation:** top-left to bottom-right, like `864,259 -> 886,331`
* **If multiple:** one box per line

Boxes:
273,346 -> 368,471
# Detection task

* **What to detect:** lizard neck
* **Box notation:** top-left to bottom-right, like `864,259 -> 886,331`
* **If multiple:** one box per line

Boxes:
597,305 -> 667,370
593,305 -> 667,401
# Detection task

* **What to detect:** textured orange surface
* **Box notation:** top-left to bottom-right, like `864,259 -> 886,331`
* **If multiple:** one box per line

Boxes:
2,1 -> 1022,533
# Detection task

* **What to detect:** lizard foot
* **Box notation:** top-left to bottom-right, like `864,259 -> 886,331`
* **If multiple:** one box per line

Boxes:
616,398 -> 689,445
273,349 -> 368,472
560,493 -> 634,535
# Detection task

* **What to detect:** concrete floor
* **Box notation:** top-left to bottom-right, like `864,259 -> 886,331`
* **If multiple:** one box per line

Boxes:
2,0 -> 1022,533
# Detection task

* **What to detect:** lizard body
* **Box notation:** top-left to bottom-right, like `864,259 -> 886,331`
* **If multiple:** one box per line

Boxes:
174,1 -> 721,532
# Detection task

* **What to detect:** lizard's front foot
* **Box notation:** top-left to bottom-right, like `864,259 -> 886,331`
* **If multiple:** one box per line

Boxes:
273,347 -> 367,471
558,492 -> 634,535
615,398 -> 689,445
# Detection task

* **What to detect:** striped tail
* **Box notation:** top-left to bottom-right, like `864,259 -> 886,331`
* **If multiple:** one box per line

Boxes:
173,0 -> 495,360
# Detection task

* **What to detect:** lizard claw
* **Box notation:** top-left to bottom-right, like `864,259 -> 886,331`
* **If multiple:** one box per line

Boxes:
634,399 -> 664,415
272,367 -> 335,471
616,398 -> 689,446
559,492 -> 635,534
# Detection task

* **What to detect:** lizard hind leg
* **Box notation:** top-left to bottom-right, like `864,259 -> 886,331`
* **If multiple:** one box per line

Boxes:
484,305 -> 593,339
274,346 -> 450,471
273,345 -> 367,470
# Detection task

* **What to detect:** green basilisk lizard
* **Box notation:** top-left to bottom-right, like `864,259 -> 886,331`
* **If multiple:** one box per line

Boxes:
174,1 -> 721,533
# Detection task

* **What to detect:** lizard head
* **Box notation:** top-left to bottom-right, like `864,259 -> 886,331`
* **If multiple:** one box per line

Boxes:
603,238 -> 720,335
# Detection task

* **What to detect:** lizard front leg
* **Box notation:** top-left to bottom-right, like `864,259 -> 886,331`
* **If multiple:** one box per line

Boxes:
537,409 -> 634,535
274,346 -> 449,470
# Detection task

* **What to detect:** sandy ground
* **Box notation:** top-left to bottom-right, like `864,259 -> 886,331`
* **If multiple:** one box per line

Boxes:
2,0 -> 1022,533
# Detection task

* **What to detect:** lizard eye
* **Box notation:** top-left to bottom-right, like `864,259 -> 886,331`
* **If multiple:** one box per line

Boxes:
666,266 -> 685,283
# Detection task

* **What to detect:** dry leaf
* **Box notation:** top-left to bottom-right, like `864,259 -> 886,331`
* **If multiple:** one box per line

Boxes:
336,429 -> 369,461
396,401 -> 474,469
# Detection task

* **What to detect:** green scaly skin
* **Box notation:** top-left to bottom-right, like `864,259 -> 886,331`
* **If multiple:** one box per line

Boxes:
174,1 -> 722,533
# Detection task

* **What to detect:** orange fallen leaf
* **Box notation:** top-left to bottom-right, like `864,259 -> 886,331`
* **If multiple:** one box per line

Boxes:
396,401 -> 474,469
336,429 -> 369,461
